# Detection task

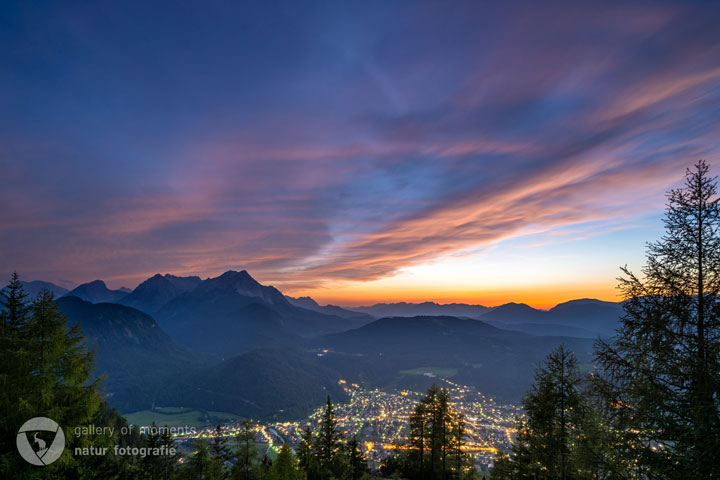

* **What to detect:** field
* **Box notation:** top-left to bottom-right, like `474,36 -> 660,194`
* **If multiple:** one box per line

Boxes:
125,407 -> 243,428
399,367 -> 458,377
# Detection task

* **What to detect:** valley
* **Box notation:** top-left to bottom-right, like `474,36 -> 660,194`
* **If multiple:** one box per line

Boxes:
13,270 -> 623,420
133,377 -> 521,473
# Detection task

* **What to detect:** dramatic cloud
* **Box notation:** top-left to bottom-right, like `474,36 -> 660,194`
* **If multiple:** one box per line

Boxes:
1,1 -> 719,299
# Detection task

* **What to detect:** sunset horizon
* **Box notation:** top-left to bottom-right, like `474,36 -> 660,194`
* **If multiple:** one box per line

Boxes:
14,266 -> 626,310
3,2 -> 717,313
2,2 -> 719,477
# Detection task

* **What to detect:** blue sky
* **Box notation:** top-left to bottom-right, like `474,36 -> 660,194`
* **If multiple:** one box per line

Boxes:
1,1 -> 719,307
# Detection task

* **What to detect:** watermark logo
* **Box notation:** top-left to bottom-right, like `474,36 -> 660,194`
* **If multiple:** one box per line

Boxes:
16,417 -> 65,466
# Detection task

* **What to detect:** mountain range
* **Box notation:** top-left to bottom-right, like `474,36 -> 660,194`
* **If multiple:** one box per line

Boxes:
479,299 -> 623,338
5,280 -> 70,299
349,301 -> 491,318
286,296 -> 374,322
119,273 -> 202,314
150,270 -> 372,355
9,270 -> 626,418
64,280 -> 130,303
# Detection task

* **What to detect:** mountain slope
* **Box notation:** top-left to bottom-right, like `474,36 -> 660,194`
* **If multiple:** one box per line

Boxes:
119,273 -> 202,314
314,315 -> 595,402
57,296 -> 198,412
158,348 -> 347,420
154,270 -> 363,355
63,280 -> 129,303
483,321 -> 599,338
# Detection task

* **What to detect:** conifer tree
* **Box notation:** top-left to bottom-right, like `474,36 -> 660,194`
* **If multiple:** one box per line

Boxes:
449,412 -> 472,478
258,455 -> 273,480
1,271 -> 29,327
232,419 -> 258,480
386,384 -> 473,480
0,283 -> 105,477
345,435 -> 368,480
207,424 -> 229,479
184,440 -> 225,480
595,160 -> 720,479
270,444 -> 302,480
0,272 -> 29,469
211,424 -> 232,464
491,346 -> 589,480
140,423 -> 180,480
296,426 -> 316,474
318,396 -> 340,469
158,427 -> 180,480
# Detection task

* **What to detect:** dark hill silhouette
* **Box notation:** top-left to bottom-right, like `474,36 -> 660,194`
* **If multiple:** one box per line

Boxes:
314,315 -> 595,402
158,348 -> 347,420
546,298 -> 623,335
57,296 -> 198,412
478,299 -> 622,337
480,302 -> 547,322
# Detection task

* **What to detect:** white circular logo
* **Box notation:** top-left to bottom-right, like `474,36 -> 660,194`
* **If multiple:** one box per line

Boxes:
16,417 -> 65,466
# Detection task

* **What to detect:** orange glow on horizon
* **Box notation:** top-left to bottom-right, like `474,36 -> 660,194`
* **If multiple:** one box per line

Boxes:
286,282 -> 621,310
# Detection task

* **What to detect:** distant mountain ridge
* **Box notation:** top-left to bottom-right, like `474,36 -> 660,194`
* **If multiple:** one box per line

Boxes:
482,302 -> 544,320
142,270 -> 370,355
44,270 -> 372,356
342,299 -> 623,337
1,280 -> 69,299
63,280 -> 129,303
479,299 -> 623,338
26,270 -> 622,341
286,296 -> 375,321
349,301 -> 490,318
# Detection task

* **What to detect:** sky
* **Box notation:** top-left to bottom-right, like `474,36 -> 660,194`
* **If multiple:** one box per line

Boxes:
1,1 -> 719,308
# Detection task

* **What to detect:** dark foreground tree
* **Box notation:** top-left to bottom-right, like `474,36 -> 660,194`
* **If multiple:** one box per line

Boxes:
296,426 -> 316,474
491,346 -> 593,480
595,160 -> 720,479
0,276 -> 181,479
270,444 -> 303,480
317,396 -> 341,471
231,419 -> 258,480
295,397 -> 370,480
182,440 -> 225,480
143,422 -> 181,480
345,435 -> 368,480
210,424 -> 232,465
0,282 -> 105,478
383,384 -> 475,480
